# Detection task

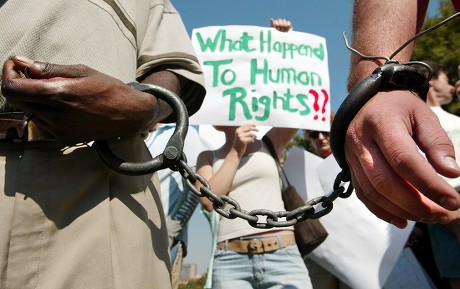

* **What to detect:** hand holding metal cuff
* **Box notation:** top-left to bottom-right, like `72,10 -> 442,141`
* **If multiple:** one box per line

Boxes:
330,62 -> 430,186
93,82 -> 189,176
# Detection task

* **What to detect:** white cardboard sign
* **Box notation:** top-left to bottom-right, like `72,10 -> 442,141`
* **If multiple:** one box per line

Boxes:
190,26 -> 330,131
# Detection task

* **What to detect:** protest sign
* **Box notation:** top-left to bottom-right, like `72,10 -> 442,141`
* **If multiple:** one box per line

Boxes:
190,25 -> 330,131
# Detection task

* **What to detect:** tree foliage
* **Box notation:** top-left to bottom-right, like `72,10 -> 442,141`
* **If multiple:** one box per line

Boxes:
289,0 -> 460,152
412,0 -> 460,115
178,275 -> 207,289
286,130 -> 317,155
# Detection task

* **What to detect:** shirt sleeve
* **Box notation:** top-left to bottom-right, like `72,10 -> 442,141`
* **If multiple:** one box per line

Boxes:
136,0 -> 206,120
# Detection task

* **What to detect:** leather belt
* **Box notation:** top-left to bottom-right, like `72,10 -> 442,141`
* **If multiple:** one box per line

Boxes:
217,233 -> 296,254
0,112 -> 55,142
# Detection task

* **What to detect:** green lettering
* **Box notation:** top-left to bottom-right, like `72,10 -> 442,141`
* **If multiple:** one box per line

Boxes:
310,72 -> 322,86
250,58 -> 268,85
222,87 -> 252,121
195,29 -> 225,52
203,59 -> 233,87
296,93 -> 310,116
238,32 -> 256,52
259,30 -> 271,53
313,43 -> 325,61
272,89 -> 297,112
254,96 -> 271,121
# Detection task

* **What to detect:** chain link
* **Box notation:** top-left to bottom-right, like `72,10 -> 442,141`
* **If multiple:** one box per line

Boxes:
176,154 -> 353,229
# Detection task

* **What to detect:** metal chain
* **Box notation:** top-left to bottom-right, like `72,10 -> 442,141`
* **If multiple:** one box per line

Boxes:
97,11 -> 460,229
94,84 -> 353,228
168,157 -> 353,229
171,10 -> 460,228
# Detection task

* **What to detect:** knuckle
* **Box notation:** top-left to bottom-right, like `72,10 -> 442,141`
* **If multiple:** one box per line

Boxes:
416,179 -> 438,200
360,186 -> 381,202
1,79 -> 12,94
386,147 -> 411,172
353,175 -> 382,202
74,64 -> 90,74
432,133 -> 454,150
370,171 -> 392,196
41,62 -> 55,76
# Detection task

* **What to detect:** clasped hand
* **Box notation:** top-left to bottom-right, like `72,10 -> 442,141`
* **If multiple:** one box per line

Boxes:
1,56 -> 157,145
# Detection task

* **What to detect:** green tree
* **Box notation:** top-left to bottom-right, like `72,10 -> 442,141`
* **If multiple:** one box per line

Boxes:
412,0 -> 460,115
178,274 -> 207,289
286,129 -> 317,156
290,1 -> 460,152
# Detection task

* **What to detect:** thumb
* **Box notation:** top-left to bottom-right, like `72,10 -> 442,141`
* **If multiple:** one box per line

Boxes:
416,109 -> 460,178
12,55 -> 86,79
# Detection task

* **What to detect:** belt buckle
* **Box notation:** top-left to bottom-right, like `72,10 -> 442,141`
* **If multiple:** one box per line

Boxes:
248,239 -> 264,254
0,112 -> 27,142
0,112 -> 57,142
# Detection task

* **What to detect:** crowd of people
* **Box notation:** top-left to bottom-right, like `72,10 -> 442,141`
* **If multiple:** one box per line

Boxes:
0,1 -> 459,289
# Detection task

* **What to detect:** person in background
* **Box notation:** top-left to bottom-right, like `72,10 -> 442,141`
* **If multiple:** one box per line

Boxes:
422,59 -> 460,289
343,0 -> 460,231
198,18 -> 312,289
145,124 -> 203,289
306,112 -> 335,159
0,1 -> 205,289
455,65 -> 460,101
196,123 -> 311,289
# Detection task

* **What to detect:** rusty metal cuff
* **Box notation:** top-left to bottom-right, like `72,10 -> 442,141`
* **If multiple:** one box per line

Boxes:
330,63 -> 430,182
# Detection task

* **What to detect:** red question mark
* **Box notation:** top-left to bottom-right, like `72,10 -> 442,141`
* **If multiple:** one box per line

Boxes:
320,89 -> 329,121
309,89 -> 320,120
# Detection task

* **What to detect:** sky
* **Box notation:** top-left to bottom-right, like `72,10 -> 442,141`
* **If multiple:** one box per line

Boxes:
173,0 -> 441,276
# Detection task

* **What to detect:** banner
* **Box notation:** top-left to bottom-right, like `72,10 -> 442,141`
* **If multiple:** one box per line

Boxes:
283,147 -> 414,289
190,25 -> 330,131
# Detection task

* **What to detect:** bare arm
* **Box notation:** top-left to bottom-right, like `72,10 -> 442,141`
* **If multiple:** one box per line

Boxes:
196,149 -> 241,212
196,124 -> 258,211
348,0 -> 428,89
264,128 -> 298,160
140,66 -> 188,122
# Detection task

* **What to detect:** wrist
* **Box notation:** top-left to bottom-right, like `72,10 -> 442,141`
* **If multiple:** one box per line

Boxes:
332,62 -> 429,175
229,146 -> 244,160
348,60 -> 385,92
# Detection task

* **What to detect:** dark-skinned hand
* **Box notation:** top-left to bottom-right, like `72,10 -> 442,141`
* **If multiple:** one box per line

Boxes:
1,56 -> 178,145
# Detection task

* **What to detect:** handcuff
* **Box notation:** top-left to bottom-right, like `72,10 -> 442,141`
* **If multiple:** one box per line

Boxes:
94,62 -> 430,186
330,62 -> 431,184
93,82 -> 189,176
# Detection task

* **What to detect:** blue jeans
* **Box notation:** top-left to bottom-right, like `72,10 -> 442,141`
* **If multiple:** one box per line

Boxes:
428,222 -> 460,278
211,245 -> 312,289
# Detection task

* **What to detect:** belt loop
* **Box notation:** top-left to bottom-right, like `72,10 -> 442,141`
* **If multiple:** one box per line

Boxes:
224,240 -> 228,251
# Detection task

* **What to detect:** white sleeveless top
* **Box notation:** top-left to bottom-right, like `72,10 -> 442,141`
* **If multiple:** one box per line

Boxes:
214,143 -> 293,242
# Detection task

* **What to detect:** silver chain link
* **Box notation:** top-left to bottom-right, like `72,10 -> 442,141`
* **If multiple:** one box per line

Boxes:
170,157 -> 353,229
165,10 -> 460,229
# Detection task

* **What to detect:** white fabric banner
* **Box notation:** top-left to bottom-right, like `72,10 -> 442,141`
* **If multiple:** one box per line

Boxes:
190,25 -> 330,131
283,147 -> 414,289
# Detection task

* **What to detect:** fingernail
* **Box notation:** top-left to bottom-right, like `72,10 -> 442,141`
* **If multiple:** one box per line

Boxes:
391,219 -> 407,229
444,156 -> 460,171
439,196 -> 459,209
436,214 -> 450,224
424,215 -> 437,224
14,55 -> 33,65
